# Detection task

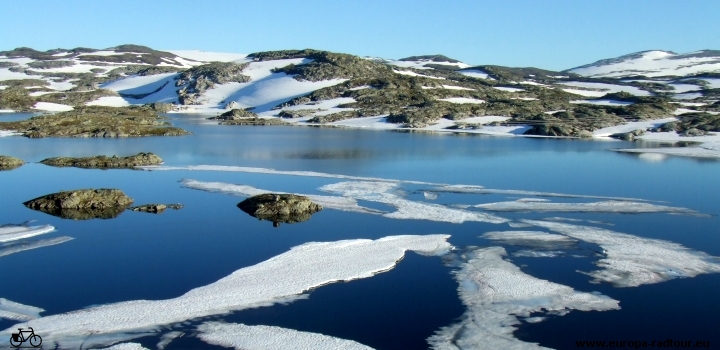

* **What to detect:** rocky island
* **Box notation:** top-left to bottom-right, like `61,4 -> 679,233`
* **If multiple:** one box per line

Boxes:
23,189 -> 134,220
40,152 -> 163,169
0,106 -> 189,138
0,156 -> 24,171
237,193 -> 323,226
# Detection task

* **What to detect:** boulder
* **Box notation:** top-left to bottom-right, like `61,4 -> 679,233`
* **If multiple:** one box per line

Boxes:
40,153 -> 163,169
208,108 -> 259,120
129,203 -> 183,214
23,189 -> 134,220
0,155 -> 23,171
237,193 -> 322,227
610,129 -> 645,141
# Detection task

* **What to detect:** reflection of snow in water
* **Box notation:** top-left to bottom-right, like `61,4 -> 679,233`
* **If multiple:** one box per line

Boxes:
0,236 -> 73,258
198,322 -> 375,350
525,220 -> 720,287
428,247 -> 619,350
2,235 -> 451,349
481,230 -> 577,250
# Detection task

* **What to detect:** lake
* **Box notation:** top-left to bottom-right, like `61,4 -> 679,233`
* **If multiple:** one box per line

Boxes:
1,112 -> 719,349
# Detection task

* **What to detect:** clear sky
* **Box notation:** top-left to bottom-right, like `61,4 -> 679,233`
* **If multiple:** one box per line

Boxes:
2,0 -> 718,71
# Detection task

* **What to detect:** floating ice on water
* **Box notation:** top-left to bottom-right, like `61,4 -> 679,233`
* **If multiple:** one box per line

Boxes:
474,199 -> 696,214
428,247 -> 619,349
319,182 -> 507,224
2,235 -> 451,349
197,322 -> 375,350
512,250 -> 564,258
423,191 -> 438,200
0,236 -> 73,258
142,165 -> 434,184
481,230 -> 577,249
429,184 -> 648,201
97,344 -> 151,350
0,130 -> 22,137
507,222 -> 533,228
524,220 -> 720,287
0,298 -> 44,321
180,179 -> 382,215
0,224 -> 55,243
157,331 -> 183,350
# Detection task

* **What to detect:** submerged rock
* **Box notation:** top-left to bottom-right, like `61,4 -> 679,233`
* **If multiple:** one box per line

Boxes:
40,153 -> 163,169
237,193 -> 323,227
23,189 -> 134,220
0,155 -> 24,171
128,203 -> 183,214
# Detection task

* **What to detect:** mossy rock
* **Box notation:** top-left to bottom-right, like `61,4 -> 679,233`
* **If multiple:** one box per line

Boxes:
23,189 -> 134,220
128,203 -> 183,214
0,106 -> 190,138
219,117 -> 288,126
176,62 -> 251,105
209,108 -> 259,120
0,155 -> 24,171
237,193 -> 322,226
40,152 -> 163,169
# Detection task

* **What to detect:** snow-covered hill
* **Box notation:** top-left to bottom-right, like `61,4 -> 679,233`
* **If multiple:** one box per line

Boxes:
567,50 -> 720,78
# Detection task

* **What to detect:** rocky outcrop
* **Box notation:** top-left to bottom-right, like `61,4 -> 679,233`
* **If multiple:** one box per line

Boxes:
0,106 -> 190,138
610,129 -> 646,141
40,153 -> 163,169
0,156 -> 23,171
237,193 -> 323,226
277,109 -> 322,118
176,62 -> 251,105
220,117 -> 288,126
23,189 -> 134,220
208,108 -> 259,120
128,203 -> 183,214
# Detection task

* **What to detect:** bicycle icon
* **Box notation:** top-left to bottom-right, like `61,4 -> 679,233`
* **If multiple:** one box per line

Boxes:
9,327 -> 42,348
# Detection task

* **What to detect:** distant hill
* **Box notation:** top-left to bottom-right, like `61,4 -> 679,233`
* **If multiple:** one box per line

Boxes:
566,50 -> 720,78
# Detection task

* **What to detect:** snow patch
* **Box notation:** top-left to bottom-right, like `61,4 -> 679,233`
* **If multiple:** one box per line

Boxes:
437,97 -> 485,104
33,102 -> 74,112
474,199 -> 695,214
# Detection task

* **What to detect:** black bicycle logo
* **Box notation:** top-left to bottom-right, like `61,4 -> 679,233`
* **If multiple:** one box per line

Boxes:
9,327 -> 42,348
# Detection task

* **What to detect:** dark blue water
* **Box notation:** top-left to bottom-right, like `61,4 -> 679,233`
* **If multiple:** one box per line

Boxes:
1,113 -> 719,349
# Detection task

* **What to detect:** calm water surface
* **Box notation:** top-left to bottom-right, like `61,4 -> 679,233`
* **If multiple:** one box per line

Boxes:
0,113 -> 718,349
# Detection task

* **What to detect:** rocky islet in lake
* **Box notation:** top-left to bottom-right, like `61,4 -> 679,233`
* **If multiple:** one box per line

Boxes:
23,189 -> 134,220
237,193 -> 323,226
40,152 -> 163,169
0,156 -> 24,171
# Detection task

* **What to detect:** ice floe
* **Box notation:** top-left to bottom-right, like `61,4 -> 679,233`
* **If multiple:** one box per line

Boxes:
512,250 -> 564,258
97,343 -> 151,350
0,298 -> 44,321
180,179 -> 381,215
0,236 -> 73,258
615,142 -> 720,159
197,322 -> 375,350
428,247 -> 619,349
481,230 -> 577,249
474,199 -> 696,214
428,184 -> 647,201
156,331 -> 183,350
2,235 -> 451,349
524,220 -> 720,287
319,181 -> 507,224
0,130 -> 22,137
0,224 -> 55,243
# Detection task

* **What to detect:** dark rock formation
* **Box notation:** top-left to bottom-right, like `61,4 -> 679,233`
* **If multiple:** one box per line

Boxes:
0,156 -> 24,171
237,193 -> 322,227
128,203 -> 183,214
40,153 -> 163,169
23,189 -> 134,220
220,117 -> 288,126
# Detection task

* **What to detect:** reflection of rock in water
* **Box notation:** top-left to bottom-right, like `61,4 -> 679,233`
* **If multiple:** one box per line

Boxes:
237,194 -> 322,227
23,189 -> 134,220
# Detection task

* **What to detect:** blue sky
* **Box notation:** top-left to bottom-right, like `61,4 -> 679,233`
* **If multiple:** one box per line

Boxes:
2,0 -> 718,70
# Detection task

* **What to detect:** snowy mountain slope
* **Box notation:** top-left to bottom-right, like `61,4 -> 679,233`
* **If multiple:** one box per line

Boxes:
567,50 -> 720,78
